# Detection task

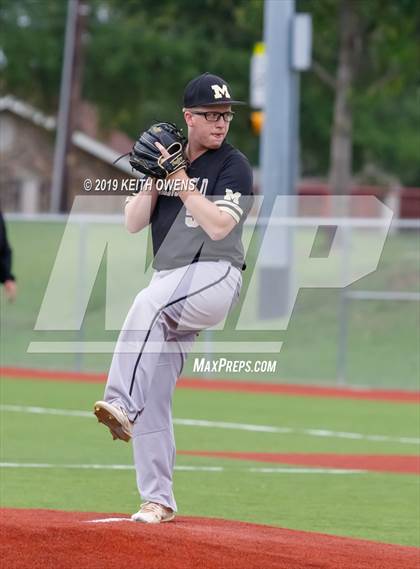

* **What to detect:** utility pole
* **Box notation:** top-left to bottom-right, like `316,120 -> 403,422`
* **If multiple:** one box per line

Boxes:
258,0 -> 311,318
258,0 -> 296,318
50,0 -> 88,213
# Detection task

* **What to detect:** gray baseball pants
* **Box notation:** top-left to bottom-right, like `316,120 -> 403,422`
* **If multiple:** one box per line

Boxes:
103,260 -> 242,511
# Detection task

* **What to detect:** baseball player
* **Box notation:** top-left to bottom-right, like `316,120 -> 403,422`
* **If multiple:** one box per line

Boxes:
94,72 -> 253,523
0,211 -> 17,302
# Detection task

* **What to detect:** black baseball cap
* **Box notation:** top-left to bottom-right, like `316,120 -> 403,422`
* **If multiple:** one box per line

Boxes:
183,72 -> 245,108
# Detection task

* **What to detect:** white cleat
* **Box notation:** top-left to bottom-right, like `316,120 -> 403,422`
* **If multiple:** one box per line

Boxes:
131,502 -> 175,524
93,400 -> 132,442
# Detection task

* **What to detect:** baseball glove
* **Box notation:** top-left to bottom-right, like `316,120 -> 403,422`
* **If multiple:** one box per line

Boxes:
129,122 -> 188,179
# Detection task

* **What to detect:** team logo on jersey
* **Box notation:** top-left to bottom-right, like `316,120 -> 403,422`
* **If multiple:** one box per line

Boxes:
211,84 -> 231,100
224,188 -> 241,204
213,188 -> 243,224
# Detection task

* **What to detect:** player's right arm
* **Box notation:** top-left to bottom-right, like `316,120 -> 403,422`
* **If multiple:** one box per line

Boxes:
125,181 -> 159,233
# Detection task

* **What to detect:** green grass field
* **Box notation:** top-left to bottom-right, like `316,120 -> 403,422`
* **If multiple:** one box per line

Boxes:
1,375 -> 419,546
1,219 -> 419,388
1,219 -> 419,548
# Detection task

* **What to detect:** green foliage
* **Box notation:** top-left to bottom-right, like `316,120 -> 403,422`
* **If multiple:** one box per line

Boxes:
83,0 -> 262,159
0,0 -> 418,183
298,0 -> 420,185
0,1 -> 66,107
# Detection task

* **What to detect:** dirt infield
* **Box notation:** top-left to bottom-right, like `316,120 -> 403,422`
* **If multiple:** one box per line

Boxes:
178,451 -> 420,475
1,509 -> 418,569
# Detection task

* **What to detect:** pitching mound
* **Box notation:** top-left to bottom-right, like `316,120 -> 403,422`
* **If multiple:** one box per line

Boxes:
1,508 -> 418,569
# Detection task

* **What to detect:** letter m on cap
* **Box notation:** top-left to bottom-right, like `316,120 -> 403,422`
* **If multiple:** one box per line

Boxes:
211,84 -> 231,100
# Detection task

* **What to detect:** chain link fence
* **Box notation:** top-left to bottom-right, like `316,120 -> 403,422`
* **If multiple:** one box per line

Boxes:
2,212 -> 419,389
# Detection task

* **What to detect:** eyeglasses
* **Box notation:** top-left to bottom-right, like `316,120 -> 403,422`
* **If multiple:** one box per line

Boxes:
190,111 -> 235,123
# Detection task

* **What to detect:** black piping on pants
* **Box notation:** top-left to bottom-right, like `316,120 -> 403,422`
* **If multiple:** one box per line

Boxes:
128,265 -> 231,396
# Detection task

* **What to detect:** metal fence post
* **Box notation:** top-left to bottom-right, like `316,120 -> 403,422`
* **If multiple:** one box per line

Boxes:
75,218 -> 87,372
337,224 -> 351,385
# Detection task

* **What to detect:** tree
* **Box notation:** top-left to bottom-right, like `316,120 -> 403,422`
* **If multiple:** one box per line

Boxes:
83,0 -> 263,160
0,0 -> 263,162
1,0 -> 419,186
328,0 -> 359,195
0,1 -> 66,107
299,0 -> 420,188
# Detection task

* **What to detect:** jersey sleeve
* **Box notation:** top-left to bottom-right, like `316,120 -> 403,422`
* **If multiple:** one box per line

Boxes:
212,152 -> 254,224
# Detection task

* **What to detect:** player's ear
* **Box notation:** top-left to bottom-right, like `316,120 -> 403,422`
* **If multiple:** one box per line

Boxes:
183,109 -> 194,128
